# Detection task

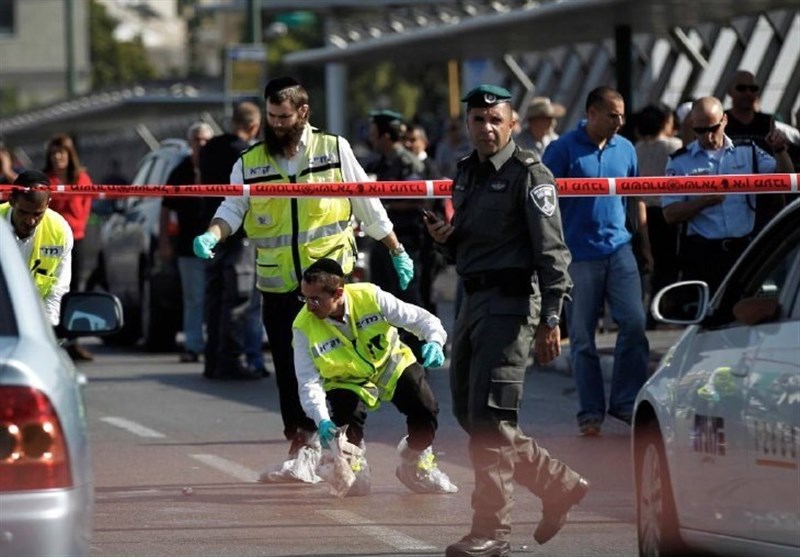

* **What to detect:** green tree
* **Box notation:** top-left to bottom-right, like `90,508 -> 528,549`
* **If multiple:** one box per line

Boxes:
89,0 -> 155,90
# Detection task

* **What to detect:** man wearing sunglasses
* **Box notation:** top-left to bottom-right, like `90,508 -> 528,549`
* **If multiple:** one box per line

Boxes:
724,70 -> 774,154
663,96 -> 792,294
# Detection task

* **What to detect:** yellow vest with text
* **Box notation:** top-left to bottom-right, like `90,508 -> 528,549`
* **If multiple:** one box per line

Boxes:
293,283 -> 417,409
240,128 -> 356,293
0,204 -> 69,298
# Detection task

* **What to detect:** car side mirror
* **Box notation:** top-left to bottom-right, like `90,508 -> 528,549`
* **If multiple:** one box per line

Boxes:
651,281 -> 709,325
56,292 -> 124,339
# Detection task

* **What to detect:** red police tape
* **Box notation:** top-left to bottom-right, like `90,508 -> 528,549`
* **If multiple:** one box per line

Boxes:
1,173 -> 798,198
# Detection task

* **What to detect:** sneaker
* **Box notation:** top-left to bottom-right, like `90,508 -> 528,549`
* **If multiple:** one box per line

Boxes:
608,409 -> 632,425
247,363 -> 272,378
395,437 -> 458,494
579,418 -> 603,437
179,350 -> 200,363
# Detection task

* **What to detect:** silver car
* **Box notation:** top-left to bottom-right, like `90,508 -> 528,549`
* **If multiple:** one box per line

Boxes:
0,219 -> 122,557
633,198 -> 800,557
97,138 -> 188,350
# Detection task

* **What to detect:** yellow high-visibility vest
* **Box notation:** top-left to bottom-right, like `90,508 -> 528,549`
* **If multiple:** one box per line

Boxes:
241,127 -> 356,293
0,204 -> 69,298
293,283 -> 416,409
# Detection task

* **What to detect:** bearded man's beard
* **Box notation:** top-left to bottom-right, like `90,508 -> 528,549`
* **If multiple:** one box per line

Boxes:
264,118 -> 306,154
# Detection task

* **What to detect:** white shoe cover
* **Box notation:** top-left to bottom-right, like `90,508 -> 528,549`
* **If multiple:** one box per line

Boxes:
258,444 -> 322,484
395,437 -> 458,494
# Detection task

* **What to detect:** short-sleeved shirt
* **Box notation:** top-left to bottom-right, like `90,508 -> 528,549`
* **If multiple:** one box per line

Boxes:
663,136 -> 776,239
542,121 -> 637,261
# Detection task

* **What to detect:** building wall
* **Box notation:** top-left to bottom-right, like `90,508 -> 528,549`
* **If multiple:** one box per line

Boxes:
0,0 -> 91,110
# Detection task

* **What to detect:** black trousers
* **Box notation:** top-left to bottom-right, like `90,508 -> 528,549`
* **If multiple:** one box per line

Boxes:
327,363 -> 439,451
260,289 -> 317,439
680,234 -> 750,296
204,237 -> 250,376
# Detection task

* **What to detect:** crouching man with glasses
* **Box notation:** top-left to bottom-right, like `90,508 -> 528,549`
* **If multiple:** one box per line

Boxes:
292,258 -> 458,497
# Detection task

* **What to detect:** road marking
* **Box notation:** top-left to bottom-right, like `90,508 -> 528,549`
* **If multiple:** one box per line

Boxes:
189,454 -> 259,482
96,489 -> 161,500
100,416 -> 165,438
318,509 -> 436,551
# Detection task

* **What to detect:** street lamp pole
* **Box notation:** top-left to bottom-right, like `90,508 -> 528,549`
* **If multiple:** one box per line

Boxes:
65,0 -> 77,97
245,0 -> 262,44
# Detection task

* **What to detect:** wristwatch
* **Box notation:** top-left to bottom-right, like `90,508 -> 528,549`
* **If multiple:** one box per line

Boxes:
389,244 -> 406,256
544,314 -> 560,329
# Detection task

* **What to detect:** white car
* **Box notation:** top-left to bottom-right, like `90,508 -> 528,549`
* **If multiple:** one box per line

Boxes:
633,198 -> 800,557
0,219 -> 122,557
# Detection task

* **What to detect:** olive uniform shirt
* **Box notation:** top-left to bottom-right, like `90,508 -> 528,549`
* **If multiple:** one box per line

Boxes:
445,139 -> 572,319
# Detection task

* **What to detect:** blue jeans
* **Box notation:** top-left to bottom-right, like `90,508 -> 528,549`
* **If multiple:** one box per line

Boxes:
177,256 -> 207,354
565,243 -> 649,425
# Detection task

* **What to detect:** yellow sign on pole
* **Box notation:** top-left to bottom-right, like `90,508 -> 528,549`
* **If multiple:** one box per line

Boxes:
226,44 -> 267,98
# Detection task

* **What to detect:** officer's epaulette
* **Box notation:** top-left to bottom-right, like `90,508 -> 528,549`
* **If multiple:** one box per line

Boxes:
514,148 -> 557,187
513,148 -> 541,167
668,145 -> 689,159
455,152 -> 475,170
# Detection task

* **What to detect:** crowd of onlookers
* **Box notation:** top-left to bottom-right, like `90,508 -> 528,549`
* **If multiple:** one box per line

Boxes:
1,68 -> 798,373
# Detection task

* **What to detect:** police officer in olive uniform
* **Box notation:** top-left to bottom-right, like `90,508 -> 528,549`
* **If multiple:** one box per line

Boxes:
425,85 -> 589,557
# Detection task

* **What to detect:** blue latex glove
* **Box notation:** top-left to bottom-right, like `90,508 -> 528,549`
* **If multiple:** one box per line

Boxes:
318,419 -> 337,449
391,251 -> 414,291
421,341 -> 445,368
193,231 -> 219,259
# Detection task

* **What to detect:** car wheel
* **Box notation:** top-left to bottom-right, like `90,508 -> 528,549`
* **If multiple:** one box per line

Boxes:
636,421 -> 686,557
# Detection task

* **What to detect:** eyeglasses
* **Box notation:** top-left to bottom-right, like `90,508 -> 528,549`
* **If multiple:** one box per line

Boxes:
297,294 -> 322,307
734,84 -> 760,93
692,120 -> 724,135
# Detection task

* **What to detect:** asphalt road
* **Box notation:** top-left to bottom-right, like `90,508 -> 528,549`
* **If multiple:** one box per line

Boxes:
80,271 -> 682,556
78,333 -> 661,557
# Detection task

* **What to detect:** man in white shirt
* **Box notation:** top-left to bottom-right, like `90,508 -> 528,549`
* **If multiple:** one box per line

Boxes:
292,258 -> 456,496
2,170 -> 73,325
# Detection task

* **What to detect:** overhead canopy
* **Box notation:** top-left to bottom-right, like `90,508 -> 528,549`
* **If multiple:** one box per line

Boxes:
285,0 -> 798,66
0,85 -> 227,147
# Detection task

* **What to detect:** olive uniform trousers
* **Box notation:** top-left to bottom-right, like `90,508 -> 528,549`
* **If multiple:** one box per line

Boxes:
450,286 -> 583,540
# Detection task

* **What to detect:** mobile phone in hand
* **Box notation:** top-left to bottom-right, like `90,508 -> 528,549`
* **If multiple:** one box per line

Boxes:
420,208 -> 438,222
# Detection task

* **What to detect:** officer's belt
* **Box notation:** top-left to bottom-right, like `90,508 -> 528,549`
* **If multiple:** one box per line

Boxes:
462,268 -> 533,296
684,234 -> 752,253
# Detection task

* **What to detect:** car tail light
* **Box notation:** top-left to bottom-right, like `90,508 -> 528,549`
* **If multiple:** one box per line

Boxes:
0,386 -> 72,491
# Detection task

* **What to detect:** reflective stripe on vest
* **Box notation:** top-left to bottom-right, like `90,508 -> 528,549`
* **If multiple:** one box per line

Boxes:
0,204 -> 68,298
250,219 -> 353,250
293,283 -> 416,410
240,128 -> 356,293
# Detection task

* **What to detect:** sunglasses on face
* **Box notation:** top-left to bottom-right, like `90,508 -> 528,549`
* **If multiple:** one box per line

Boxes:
734,84 -> 760,93
692,121 -> 724,135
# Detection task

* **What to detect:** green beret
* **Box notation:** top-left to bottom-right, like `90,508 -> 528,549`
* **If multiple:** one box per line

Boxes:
461,85 -> 512,109
369,109 -> 405,124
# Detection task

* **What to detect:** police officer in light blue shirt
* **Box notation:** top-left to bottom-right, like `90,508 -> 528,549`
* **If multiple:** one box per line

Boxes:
663,96 -> 791,293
